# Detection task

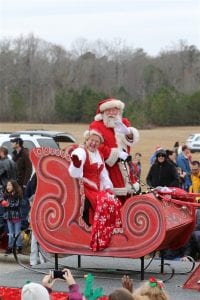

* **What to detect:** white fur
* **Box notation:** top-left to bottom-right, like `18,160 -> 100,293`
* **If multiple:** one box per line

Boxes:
99,99 -> 125,112
94,99 -> 125,120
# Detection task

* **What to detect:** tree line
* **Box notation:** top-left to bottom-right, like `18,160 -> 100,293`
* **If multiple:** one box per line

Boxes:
0,34 -> 200,128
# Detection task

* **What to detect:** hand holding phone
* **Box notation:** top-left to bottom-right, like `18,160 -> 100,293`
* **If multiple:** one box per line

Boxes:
62,269 -> 76,286
50,270 -> 65,279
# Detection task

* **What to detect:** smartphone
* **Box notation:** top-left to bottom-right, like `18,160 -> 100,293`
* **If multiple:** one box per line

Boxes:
50,270 -> 65,279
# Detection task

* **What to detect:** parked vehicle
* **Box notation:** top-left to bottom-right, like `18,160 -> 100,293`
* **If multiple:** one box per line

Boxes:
0,130 -> 76,155
186,133 -> 200,153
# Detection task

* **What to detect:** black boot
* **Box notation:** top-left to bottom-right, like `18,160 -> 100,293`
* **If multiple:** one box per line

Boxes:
4,247 -> 12,255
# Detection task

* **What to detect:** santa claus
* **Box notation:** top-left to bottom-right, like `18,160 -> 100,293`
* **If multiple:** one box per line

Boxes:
89,98 -> 140,201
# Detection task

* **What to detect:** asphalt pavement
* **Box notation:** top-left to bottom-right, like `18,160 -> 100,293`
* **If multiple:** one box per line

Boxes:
0,252 -> 199,299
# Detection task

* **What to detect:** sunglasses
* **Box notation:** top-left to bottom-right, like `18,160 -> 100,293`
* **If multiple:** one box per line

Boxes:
157,154 -> 166,158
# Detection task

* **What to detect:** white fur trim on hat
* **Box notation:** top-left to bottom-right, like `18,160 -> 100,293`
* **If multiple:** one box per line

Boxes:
21,282 -> 50,300
94,99 -> 125,121
99,99 -> 125,112
83,129 -> 104,142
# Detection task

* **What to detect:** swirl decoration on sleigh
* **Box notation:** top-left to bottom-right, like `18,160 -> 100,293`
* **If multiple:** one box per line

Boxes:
30,147 -> 199,259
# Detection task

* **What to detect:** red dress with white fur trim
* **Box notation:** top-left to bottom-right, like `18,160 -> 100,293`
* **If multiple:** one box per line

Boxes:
69,147 -> 122,251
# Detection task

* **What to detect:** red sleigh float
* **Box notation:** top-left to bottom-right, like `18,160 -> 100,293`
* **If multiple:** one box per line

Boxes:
30,147 -> 198,261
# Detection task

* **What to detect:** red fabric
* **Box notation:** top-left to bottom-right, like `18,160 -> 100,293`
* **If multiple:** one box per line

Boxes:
90,190 -> 122,251
129,162 -> 139,184
82,151 -> 104,224
0,287 -> 68,299
83,151 -> 104,193
0,286 -> 109,299
71,154 -> 82,168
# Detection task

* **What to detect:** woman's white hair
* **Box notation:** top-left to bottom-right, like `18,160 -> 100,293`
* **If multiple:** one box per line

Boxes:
83,129 -> 104,143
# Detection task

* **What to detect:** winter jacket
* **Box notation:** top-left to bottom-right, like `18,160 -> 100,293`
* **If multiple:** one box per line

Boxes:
2,192 -> 22,221
146,159 -> 179,188
0,157 -> 17,187
12,147 -> 32,188
176,153 -> 191,190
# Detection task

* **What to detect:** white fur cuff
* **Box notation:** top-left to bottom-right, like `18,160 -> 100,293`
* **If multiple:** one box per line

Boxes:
105,148 -> 119,167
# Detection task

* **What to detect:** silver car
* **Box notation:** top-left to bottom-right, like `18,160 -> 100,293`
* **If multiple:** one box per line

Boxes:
186,133 -> 200,153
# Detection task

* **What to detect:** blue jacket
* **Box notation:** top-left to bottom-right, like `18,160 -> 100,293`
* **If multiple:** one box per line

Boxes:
176,153 -> 191,190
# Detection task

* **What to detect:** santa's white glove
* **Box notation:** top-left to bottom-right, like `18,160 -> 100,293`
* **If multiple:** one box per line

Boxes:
119,151 -> 129,161
114,120 -> 130,135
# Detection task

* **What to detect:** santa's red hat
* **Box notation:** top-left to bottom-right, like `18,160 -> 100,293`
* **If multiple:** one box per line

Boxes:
95,98 -> 125,121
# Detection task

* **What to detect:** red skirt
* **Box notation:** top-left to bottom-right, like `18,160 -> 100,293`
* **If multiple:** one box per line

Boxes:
90,190 -> 122,251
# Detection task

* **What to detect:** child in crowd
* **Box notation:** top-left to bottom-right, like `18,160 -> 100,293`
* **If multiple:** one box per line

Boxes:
21,282 -> 50,300
108,288 -> 134,299
21,271 -> 170,300
121,275 -> 169,300
132,277 -> 169,300
1,179 -> 23,255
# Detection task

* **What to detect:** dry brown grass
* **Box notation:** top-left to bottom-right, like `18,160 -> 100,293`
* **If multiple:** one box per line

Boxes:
1,123 -> 200,183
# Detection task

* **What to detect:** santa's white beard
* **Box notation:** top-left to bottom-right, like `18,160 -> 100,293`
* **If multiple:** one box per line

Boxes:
102,114 -> 122,128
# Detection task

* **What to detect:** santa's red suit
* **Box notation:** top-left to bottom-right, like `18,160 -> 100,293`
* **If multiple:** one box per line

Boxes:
68,144 -> 122,251
89,98 -> 140,200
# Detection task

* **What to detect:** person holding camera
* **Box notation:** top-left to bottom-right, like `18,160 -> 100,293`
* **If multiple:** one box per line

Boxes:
21,268 -> 83,300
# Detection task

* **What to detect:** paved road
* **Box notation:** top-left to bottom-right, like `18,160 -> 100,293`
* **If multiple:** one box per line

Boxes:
0,253 -> 199,299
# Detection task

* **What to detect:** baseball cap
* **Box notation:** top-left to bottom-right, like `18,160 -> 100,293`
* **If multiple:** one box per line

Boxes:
10,137 -> 24,146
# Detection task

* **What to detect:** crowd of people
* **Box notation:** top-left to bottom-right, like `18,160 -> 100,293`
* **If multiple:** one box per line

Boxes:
0,137 -> 32,255
146,143 -> 200,260
0,98 -> 199,299
20,268 -> 170,300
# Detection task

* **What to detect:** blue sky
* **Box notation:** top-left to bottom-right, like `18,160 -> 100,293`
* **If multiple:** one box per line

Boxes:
0,0 -> 199,56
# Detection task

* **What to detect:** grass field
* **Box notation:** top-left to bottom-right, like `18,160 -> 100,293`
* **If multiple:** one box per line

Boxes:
1,123 -> 200,184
